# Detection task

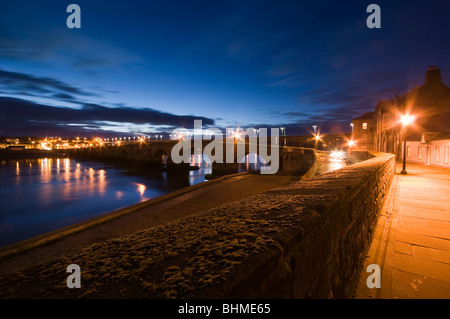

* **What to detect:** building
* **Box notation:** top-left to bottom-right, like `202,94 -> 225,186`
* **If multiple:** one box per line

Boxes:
352,66 -> 450,168
351,112 -> 375,150
403,132 -> 450,168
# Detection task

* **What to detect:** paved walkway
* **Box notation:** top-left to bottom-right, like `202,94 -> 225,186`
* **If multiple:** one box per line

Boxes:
355,162 -> 450,299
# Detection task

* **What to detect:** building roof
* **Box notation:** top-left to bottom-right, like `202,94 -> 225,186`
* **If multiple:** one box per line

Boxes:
375,66 -> 450,132
408,131 -> 450,142
428,131 -> 450,141
352,112 -> 374,121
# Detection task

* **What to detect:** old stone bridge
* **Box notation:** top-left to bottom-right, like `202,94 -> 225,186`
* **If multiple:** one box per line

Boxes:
67,138 -> 316,175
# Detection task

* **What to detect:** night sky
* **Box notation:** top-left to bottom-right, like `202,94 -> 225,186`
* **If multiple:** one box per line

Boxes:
1,0 -> 449,137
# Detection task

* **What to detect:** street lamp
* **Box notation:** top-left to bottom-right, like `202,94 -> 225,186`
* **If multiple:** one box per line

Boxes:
400,114 -> 415,175
348,139 -> 356,156
314,134 -> 321,150
348,139 -> 355,149
280,127 -> 286,146
312,125 -> 317,135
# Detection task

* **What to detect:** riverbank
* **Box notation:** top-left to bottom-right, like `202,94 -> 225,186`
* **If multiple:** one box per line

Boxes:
0,149 -> 66,160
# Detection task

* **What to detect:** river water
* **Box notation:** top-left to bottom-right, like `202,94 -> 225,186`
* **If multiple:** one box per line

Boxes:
0,155 -> 266,247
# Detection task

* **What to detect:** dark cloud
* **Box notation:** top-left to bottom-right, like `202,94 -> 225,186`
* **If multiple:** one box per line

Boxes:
0,68 -> 96,98
294,67 -> 416,129
73,58 -> 112,69
0,96 -> 215,137
51,93 -> 79,103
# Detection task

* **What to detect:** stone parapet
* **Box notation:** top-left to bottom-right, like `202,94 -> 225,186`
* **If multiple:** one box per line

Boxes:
0,152 -> 395,299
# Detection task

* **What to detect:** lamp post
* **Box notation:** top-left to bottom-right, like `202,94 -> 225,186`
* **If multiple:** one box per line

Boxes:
400,114 -> 415,175
314,134 -> 320,150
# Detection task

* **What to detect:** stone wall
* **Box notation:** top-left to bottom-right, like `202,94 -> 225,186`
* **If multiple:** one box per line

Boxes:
206,151 -> 395,298
0,152 -> 395,299
348,150 -> 376,162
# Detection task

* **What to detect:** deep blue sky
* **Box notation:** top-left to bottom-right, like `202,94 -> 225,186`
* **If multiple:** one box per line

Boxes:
1,0 -> 449,137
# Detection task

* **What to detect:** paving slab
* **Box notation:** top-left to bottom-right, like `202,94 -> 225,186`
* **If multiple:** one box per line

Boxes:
355,162 -> 450,299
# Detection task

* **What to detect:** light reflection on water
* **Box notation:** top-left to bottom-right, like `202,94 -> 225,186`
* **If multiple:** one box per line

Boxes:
0,156 -> 212,247
238,153 -> 268,173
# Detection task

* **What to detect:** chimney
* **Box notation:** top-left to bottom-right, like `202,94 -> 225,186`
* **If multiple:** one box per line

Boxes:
425,65 -> 442,84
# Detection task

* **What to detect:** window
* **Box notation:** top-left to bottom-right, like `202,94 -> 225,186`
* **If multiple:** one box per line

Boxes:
435,146 -> 440,162
445,146 -> 449,164
418,146 -> 422,160
407,146 -> 411,158
362,123 -> 367,130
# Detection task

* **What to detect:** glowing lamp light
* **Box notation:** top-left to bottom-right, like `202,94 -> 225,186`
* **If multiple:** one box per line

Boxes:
330,150 -> 345,160
348,140 -> 355,147
400,114 -> 415,126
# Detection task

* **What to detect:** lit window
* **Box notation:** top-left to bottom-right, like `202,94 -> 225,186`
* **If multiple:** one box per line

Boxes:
418,146 -> 422,160
407,146 -> 411,158
445,146 -> 449,164
362,123 -> 367,130
435,146 -> 440,162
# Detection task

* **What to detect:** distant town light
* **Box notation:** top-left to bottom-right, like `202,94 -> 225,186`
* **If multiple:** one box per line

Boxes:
41,142 -> 52,150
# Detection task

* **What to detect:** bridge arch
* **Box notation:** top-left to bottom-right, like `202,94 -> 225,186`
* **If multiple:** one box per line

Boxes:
238,153 -> 268,172
153,149 -> 169,165
120,148 -> 129,157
